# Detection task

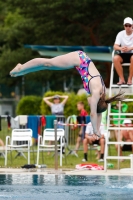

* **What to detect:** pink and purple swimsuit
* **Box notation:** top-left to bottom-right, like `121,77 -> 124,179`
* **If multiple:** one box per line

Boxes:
75,51 -> 105,94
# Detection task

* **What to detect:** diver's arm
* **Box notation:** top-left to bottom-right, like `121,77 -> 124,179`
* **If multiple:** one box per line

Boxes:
88,92 -> 101,137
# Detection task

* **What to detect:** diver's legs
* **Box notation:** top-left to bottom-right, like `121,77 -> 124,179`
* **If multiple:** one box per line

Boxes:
10,51 -> 80,76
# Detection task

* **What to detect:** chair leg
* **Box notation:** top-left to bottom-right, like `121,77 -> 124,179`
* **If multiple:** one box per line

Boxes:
37,146 -> 39,165
32,145 -> 35,164
28,142 -> 30,164
42,150 -> 44,164
5,147 -> 7,166
60,149 -> 61,167
64,145 -> 67,165
14,152 -> 27,159
60,144 -> 62,167
10,150 -> 12,164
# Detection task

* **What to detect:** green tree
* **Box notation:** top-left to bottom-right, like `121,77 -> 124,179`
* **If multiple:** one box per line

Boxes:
16,95 -> 42,115
0,0 -> 133,95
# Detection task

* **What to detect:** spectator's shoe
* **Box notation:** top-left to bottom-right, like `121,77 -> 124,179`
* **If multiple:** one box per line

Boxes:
117,81 -> 126,86
82,158 -> 87,162
127,81 -> 132,85
71,151 -> 78,157
98,159 -> 104,162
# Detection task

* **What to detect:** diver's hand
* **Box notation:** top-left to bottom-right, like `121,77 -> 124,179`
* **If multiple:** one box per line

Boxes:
93,132 -> 101,139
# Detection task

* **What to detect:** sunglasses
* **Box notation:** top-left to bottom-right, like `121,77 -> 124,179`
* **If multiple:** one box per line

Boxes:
124,24 -> 132,27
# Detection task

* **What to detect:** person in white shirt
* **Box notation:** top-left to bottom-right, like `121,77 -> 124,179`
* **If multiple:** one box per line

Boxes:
43,94 -> 68,115
82,122 -> 106,162
113,17 -> 133,85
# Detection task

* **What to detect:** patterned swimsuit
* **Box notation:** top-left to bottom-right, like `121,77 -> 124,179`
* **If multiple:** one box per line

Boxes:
75,51 -> 105,94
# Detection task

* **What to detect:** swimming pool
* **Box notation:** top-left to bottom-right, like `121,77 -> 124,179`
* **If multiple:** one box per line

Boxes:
0,174 -> 133,200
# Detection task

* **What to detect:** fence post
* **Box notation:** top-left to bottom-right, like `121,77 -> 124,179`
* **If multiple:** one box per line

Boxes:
54,120 -> 58,170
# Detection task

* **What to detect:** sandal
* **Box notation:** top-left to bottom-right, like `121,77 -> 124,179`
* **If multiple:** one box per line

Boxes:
117,81 -> 126,85
127,81 -> 132,85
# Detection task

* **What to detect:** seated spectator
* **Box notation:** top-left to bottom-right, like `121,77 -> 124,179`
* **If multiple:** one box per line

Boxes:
113,17 -> 133,85
73,102 -> 88,156
115,119 -> 133,160
82,122 -> 106,162
111,102 -> 128,139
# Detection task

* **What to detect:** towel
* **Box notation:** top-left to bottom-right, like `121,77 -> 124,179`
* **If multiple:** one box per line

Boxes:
11,116 -> 19,129
76,163 -> 104,170
70,115 -> 77,130
38,116 -> 46,135
27,116 -> 39,139
45,115 -> 56,129
19,115 -> 28,125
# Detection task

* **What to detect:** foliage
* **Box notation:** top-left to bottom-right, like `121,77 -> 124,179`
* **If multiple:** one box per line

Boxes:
16,91 -> 133,117
0,0 -> 133,94
41,91 -> 90,117
16,95 -> 42,115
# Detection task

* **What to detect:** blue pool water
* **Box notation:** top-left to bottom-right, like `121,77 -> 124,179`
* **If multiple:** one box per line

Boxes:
0,174 -> 133,200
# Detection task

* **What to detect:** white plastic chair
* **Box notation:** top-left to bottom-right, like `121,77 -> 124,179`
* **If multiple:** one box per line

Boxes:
37,128 -> 65,166
5,129 -> 33,166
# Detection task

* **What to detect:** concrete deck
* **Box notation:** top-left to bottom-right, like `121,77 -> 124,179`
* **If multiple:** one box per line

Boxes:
0,168 -> 133,176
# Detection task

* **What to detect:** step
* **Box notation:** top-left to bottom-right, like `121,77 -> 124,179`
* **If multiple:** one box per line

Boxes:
109,113 -> 133,116
123,99 -> 133,102
109,117 -> 133,120
107,141 -> 133,145
108,127 -> 133,130
110,84 -> 133,88
106,156 -> 132,160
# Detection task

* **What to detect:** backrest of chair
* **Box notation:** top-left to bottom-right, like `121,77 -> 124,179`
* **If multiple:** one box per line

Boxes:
42,129 -> 64,144
11,129 -> 33,146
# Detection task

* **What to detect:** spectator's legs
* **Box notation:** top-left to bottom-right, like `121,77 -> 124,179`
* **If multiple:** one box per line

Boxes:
113,55 -> 125,84
0,139 -> 4,149
114,129 -> 123,156
115,130 -> 123,157
127,55 -> 133,84
83,136 -> 96,161
132,145 -> 133,154
99,137 -> 105,160
96,146 -> 100,159
115,144 -> 123,156
75,136 -> 82,153
128,130 -> 133,142
83,138 -> 89,161
114,130 -> 118,141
